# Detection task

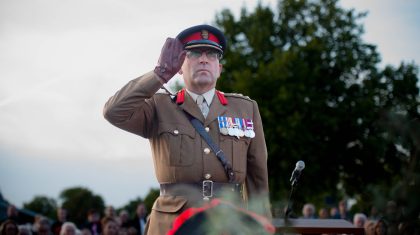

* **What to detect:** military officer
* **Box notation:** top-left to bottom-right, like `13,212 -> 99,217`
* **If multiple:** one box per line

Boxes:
103,24 -> 271,235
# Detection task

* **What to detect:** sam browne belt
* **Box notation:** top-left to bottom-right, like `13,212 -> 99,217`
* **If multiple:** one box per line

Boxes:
181,110 -> 235,182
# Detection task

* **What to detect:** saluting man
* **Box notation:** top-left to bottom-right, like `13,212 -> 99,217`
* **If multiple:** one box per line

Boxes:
104,24 -> 271,235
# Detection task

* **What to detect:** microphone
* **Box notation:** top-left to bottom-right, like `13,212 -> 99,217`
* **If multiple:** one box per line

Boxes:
284,160 -> 305,219
289,160 -> 305,183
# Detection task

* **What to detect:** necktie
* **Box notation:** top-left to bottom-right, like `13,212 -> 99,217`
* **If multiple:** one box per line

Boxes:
196,95 -> 209,118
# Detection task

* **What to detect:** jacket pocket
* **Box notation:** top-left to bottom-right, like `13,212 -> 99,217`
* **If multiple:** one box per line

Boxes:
158,122 -> 196,166
152,196 -> 188,213
219,135 -> 250,173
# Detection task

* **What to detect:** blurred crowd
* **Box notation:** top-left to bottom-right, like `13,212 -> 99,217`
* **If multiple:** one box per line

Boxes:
0,203 -> 148,235
1,199 -> 419,235
294,199 -> 418,235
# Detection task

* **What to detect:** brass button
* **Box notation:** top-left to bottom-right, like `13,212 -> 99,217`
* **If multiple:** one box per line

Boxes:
203,148 -> 210,154
173,130 -> 179,135
204,173 -> 211,179
205,127 -> 210,132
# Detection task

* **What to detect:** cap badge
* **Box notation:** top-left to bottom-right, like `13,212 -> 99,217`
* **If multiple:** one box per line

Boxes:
201,30 -> 209,39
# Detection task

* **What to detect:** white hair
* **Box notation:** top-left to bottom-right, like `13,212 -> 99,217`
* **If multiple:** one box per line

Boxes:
60,222 -> 77,235
302,203 -> 315,214
18,224 -> 33,235
353,213 -> 367,227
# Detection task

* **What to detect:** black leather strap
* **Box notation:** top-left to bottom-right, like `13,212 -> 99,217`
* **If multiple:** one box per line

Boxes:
183,111 -> 235,182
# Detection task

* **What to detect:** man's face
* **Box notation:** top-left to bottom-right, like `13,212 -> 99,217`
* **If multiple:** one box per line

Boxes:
136,204 -> 146,217
63,226 -> 76,235
103,221 -> 118,235
179,48 -> 223,94
57,208 -> 67,221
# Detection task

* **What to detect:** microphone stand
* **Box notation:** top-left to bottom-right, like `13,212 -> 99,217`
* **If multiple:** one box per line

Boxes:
284,171 -> 301,221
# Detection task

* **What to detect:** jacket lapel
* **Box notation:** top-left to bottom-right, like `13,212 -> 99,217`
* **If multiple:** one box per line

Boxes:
205,96 -> 227,126
179,92 -> 205,123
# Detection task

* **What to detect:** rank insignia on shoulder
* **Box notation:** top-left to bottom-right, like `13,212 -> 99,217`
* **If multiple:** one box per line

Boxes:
217,116 -> 255,139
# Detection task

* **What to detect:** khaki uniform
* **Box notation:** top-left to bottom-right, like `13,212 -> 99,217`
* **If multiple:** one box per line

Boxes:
104,71 -> 271,235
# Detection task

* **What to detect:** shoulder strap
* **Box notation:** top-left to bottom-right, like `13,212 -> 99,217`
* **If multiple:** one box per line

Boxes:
183,111 -> 235,182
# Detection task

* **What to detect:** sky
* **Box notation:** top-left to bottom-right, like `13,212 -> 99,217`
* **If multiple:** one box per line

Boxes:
1,0 -> 419,209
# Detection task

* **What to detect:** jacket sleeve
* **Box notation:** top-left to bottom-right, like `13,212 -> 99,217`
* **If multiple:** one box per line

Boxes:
245,100 -> 272,219
103,71 -> 163,138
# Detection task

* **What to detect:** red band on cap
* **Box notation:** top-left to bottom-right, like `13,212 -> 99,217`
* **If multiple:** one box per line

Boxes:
181,31 -> 220,45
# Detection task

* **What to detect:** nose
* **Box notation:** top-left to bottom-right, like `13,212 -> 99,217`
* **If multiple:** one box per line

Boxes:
198,52 -> 209,63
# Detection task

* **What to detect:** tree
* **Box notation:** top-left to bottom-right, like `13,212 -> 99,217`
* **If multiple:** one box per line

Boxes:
214,0 -> 419,220
143,188 -> 159,214
60,187 -> 105,227
23,195 -> 57,219
118,188 -> 159,218
119,197 -> 143,218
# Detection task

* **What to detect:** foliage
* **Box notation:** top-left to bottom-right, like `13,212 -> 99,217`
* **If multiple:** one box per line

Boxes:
143,188 -> 159,214
117,188 -> 159,218
118,197 -> 143,218
23,195 -> 57,219
22,187 -> 159,225
169,79 -> 185,93
215,0 -> 419,220
60,187 -> 105,227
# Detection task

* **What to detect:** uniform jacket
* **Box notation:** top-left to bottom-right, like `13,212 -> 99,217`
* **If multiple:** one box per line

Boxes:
104,71 -> 271,235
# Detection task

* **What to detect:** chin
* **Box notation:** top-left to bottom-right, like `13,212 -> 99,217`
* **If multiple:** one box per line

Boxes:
194,75 -> 214,83
197,81 -> 216,88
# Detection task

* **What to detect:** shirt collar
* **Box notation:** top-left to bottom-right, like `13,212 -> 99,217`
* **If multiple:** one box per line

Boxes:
186,88 -> 215,105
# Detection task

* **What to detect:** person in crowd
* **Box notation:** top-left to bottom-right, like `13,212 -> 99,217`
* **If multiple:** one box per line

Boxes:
103,23 -> 271,235
80,228 -> 91,235
18,225 -> 33,235
51,208 -> 68,235
300,203 -> 316,219
337,199 -> 351,221
125,227 -> 137,235
59,222 -> 77,235
104,207 -> 116,220
374,218 -> 388,235
117,211 -> 130,229
364,219 -> 376,235
383,200 -> 399,235
101,217 -> 118,235
368,205 -> 381,221
0,219 -> 19,235
398,219 -> 420,235
33,217 -> 52,235
83,210 -> 101,235
3,205 -> 24,225
353,213 -> 367,228
329,206 -> 339,219
130,204 -> 147,235
318,207 -> 329,219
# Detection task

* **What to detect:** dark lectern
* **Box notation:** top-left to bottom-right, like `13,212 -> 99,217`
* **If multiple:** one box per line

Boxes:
273,218 -> 365,235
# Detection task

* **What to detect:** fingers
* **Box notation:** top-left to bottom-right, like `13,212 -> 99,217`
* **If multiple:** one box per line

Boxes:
154,38 -> 186,83
177,50 -> 187,67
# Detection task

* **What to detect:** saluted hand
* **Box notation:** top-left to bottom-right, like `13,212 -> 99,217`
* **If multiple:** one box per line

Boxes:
154,38 -> 186,83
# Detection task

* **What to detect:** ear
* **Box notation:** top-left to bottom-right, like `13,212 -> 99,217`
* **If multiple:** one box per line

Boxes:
217,63 -> 223,77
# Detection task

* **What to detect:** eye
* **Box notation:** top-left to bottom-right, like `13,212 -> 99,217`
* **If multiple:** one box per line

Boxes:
209,51 -> 222,60
206,51 -> 218,58
187,50 -> 202,58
